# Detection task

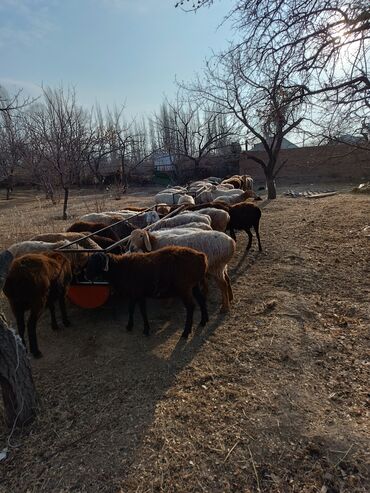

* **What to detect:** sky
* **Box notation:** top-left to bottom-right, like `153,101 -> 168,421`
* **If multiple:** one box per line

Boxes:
1,0 -> 234,118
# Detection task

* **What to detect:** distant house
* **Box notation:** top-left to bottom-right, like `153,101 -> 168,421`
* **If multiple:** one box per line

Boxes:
153,152 -> 175,172
328,134 -> 364,145
249,137 -> 298,151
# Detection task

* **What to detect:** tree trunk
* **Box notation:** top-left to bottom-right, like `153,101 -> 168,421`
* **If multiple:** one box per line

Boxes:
5,174 -> 13,200
62,187 -> 69,220
266,173 -> 277,199
0,314 -> 37,429
193,160 -> 201,179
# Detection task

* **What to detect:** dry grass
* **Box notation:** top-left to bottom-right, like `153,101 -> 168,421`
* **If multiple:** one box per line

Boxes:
0,187 -> 157,248
0,186 -> 369,493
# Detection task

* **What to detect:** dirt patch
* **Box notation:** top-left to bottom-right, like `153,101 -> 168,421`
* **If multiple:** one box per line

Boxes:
0,190 -> 369,492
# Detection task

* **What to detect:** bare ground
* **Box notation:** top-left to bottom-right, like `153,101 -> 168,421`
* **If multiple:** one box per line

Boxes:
0,187 -> 369,493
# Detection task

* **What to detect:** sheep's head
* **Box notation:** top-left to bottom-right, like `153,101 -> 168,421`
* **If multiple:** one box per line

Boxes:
128,229 -> 152,252
57,242 -> 91,275
145,211 -> 160,225
155,204 -> 171,217
85,252 -> 109,281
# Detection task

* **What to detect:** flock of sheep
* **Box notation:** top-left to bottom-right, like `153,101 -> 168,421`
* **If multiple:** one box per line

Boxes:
0,174 -> 262,358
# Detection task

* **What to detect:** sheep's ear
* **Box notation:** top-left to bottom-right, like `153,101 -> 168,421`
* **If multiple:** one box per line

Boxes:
143,232 -> 152,252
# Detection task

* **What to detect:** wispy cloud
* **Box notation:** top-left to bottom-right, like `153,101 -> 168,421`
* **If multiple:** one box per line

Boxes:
0,0 -> 55,48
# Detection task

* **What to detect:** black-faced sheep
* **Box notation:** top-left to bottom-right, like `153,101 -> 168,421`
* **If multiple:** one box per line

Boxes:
228,202 -> 262,251
85,247 -> 209,338
3,252 -> 74,358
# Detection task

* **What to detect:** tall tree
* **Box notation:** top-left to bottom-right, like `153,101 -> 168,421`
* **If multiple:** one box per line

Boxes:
154,94 -> 236,179
186,48 -> 306,197
176,0 -> 370,105
27,87 -> 90,219
0,102 -> 25,199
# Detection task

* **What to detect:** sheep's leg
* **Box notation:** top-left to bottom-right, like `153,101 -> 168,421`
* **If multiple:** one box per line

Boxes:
214,273 -> 230,312
254,224 -> 262,251
15,309 -> 26,347
181,294 -> 195,339
224,269 -> 234,302
59,295 -> 71,327
192,284 -> 209,326
138,299 -> 151,336
229,227 -> 237,241
200,277 -> 208,298
126,299 -> 136,332
47,301 -> 59,331
245,229 -> 253,250
27,309 -> 43,358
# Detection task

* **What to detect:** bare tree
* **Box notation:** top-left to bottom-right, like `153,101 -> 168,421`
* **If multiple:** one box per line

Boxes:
154,94 -> 236,179
105,108 -> 154,191
307,102 -> 370,150
27,87 -> 90,219
0,85 -> 37,113
0,104 -> 25,199
185,47 -> 306,198
84,105 -> 116,188
21,109 -> 57,201
176,0 -> 370,105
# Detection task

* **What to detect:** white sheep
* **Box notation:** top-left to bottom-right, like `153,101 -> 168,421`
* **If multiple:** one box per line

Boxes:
128,228 -> 236,311
195,187 -> 245,204
178,194 -> 195,205
159,222 -> 212,232
193,207 -> 230,232
80,210 -> 159,230
154,191 -> 184,205
213,190 -> 254,205
7,239 -> 90,275
150,212 -> 211,231
31,232 -> 102,250
7,240 -> 72,258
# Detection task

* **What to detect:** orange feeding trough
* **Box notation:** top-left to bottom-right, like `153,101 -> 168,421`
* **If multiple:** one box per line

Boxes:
67,282 -> 111,309
58,205 -> 185,310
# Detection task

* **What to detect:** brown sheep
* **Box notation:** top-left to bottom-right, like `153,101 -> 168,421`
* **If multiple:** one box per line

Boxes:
67,221 -> 120,242
3,252 -> 74,358
85,246 -> 209,339
155,203 -> 172,217
89,234 -> 123,253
